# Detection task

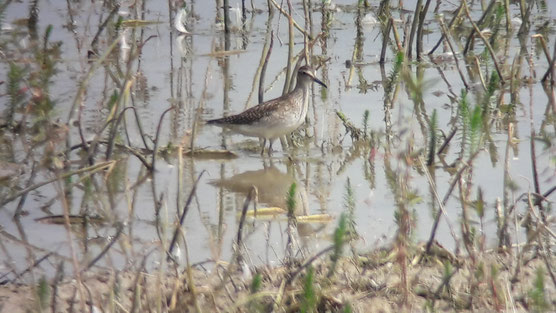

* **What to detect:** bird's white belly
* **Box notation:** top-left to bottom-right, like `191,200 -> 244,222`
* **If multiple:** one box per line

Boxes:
220,90 -> 309,139
233,118 -> 302,139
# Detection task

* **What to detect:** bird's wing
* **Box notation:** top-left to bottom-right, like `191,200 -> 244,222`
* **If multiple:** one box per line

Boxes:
206,97 -> 284,125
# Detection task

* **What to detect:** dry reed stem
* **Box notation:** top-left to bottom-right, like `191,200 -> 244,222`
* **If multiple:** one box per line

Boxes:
245,8 -> 274,108
191,65 -> 213,153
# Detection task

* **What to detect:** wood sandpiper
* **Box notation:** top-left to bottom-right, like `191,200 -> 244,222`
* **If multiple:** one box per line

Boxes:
206,65 -> 327,155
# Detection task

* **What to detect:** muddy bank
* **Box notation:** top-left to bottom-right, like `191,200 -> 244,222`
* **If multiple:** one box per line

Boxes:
1,248 -> 553,313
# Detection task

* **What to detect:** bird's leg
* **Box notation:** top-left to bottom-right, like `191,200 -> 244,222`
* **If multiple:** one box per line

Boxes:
260,138 -> 267,156
268,139 -> 274,156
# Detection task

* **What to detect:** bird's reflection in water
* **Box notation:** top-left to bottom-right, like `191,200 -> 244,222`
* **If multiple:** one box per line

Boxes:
211,164 -> 327,240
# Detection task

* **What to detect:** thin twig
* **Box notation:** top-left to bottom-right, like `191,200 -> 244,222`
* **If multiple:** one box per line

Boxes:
105,106 -> 136,160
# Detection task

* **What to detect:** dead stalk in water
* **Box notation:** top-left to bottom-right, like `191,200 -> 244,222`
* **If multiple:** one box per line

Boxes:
82,224 -> 124,272
55,176 -> 86,312
268,0 -> 311,39
437,127 -> 457,155
391,17 -> 403,52
416,0 -> 432,60
167,171 -> 205,261
379,18 -> 392,64
1,161 -> 116,207
236,186 -> 258,265
419,157 -> 459,254
438,15 -> 469,90
462,0 -> 505,85
105,106 -> 137,160
429,3 -> 464,55
407,0 -> 422,60
426,149 -> 482,253
463,0 -> 496,56
541,35 -> 556,84
151,106 -> 175,172
259,31 -> 274,104
473,56 -> 488,91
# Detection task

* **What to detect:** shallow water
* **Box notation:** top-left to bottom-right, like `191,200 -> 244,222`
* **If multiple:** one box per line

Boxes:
0,0 -> 554,278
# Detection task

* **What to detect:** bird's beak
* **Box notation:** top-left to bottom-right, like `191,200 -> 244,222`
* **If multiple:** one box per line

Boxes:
313,77 -> 327,88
